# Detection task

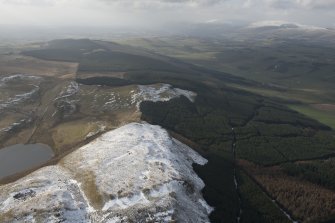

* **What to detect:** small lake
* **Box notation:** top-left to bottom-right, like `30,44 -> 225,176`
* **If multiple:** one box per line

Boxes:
0,144 -> 54,179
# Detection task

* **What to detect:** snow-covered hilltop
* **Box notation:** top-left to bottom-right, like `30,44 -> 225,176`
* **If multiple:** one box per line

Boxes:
0,123 -> 212,222
248,20 -> 327,30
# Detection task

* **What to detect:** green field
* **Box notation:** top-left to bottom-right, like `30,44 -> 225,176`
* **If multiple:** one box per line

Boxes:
118,37 -> 335,105
288,104 -> 335,130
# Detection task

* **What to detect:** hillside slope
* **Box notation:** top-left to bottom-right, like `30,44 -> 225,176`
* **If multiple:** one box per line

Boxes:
0,123 -> 211,223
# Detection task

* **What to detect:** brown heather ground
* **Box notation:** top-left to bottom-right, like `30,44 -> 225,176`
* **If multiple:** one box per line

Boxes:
239,160 -> 335,222
0,55 -> 78,78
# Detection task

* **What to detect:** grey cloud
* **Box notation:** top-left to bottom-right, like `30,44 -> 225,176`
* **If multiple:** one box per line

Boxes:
301,0 -> 335,9
264,0 -> 335,10
267,0 -> 298,9
99,0 -> 335,11
0,0 -> 334,28
98,0 -> 226,7
0,0 -> 55,6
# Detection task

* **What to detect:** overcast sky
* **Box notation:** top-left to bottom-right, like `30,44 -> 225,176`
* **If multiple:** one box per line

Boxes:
0,0 -> 335,28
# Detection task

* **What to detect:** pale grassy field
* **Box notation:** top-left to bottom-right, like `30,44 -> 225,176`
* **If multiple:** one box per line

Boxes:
0,55 -> 78,79
288,104 -> 335,130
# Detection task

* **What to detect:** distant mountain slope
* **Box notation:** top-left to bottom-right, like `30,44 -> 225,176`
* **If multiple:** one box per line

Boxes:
23,39 -> 183,73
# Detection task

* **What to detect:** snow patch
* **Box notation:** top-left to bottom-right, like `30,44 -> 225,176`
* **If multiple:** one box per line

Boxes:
0,74 -> 41,86
86,123 -> 107,139
199,198 -> 214,214
0,166 -> 91,223
63,122 -> 210,222
0,123 -> 211,222
0,117 -> 33,134
54,81 -> 79,101
0,85 -> 39,110
102,191 -> 149,211
249,20 -> 326,30
0,74 -> 42,111
78,83 -> 196,114
131,84 -> 196,109
53,82 -> 80,118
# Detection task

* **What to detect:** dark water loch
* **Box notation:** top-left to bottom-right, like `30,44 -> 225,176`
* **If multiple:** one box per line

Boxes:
0,144 -> 54,179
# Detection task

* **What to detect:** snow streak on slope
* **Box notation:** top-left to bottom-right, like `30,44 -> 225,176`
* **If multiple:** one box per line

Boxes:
133,84 -> 197,107
53,83 -> 196,116
0,74 -> 42,111
0,123 -> 212,222
0,166 -> 91,223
